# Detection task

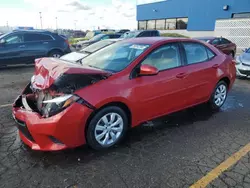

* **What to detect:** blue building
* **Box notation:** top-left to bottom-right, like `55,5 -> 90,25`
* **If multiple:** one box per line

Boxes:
137,0 -> 250,31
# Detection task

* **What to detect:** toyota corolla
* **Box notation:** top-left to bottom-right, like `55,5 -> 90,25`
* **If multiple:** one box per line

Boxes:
12,37 -> 236,151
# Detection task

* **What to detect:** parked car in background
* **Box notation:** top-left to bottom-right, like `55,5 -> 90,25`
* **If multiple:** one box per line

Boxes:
13,37 -> 236,151
60,39 -> 122,63
0,29 -> 71,66
121,30 -> 160,39
235,48 -> 250,77
194,37 -> 237,57
116,29 -> 130,34
74,33 -> 122,51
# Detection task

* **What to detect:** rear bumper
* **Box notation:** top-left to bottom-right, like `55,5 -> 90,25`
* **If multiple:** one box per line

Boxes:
12,86 -> 93,151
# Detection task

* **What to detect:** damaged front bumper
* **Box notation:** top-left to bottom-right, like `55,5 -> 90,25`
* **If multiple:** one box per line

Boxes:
12,83 -> 94,151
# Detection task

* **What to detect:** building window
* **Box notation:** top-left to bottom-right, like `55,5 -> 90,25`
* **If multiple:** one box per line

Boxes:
138,21 -> 147,30
147,20 -> 156,29
166,18 -> 176,30
138,17 -> 188,30
156,19 -> 165,30
176,18 -> 188,30
232,13 -> 250,18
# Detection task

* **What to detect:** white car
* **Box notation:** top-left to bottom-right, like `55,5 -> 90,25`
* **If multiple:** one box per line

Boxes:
235,48 -> 250,78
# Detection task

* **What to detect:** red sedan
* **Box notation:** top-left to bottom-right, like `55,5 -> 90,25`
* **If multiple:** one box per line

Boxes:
13,37 -> 236,151
194,37 -> 237,57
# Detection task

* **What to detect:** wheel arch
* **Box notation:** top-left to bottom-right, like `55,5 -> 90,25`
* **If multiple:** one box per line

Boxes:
85,101 -> 132,136
219,76 -> 230,88
47,48 -> 64,56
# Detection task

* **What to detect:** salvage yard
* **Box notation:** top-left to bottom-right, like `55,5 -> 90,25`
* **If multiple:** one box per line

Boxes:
1,66 -> 250,188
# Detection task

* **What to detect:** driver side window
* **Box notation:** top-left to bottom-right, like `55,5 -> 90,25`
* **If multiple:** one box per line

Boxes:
4,34 -> 23,44
141,43 -> 181,71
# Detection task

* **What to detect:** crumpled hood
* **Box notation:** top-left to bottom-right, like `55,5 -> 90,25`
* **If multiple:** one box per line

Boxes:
240,52 -> 250,64
31,57 -> 111,93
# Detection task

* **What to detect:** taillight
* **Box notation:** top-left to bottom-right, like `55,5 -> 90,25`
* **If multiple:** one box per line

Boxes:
65,40 -> 70,46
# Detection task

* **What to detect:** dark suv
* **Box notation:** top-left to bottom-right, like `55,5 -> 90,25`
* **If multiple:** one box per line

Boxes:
121,30 -> 160,39
0,29 -> 71,66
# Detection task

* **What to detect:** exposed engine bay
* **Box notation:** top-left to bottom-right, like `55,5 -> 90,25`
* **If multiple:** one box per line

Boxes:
18,73 -> 108,118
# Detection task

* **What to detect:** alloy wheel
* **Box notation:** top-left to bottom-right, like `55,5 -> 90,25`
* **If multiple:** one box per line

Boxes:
94,113 -> 124,146
214,84 -> 227,107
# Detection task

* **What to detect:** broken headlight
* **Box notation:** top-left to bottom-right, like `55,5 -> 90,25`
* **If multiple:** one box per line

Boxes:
41,94 -> 80,117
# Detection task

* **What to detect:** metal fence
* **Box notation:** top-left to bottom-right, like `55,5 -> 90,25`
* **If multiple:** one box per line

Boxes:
214,18 -> 250,54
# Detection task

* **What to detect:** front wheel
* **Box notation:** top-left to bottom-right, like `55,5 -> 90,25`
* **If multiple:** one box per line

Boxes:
86,106 -> 128,150
208,81 -> 228,110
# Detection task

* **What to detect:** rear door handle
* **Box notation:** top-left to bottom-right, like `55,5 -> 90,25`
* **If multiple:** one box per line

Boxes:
19,45 -> 25,48
212,64 -> 219,68
176,72 -> 188,78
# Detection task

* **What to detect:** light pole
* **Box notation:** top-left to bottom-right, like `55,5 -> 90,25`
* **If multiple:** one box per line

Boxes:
55,17 -> 58,30
74,20 -> 77,30
39,12 -> 43,29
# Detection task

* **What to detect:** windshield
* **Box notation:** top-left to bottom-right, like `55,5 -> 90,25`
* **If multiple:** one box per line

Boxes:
0,32 -> 11,39
82,42 -> 151,72
80,40 -> 114,53
89,34 -> 105,42
121,31 -> 140,39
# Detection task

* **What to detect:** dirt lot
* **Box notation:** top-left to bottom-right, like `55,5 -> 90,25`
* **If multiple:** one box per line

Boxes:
1,66 -> 250,188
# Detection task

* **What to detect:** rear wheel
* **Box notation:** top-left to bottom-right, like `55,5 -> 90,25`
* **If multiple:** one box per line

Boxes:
48,50 -> 63,58
86,106 -> 128,150
208,81 -> 228,110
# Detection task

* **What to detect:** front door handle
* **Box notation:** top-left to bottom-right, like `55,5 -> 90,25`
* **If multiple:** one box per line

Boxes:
19,45 -> 25,48
176,72 -> 188,78
212,64 -> 219,68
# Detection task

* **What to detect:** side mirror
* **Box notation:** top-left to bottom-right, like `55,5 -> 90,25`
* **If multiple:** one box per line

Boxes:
0,39 -> 6,45
139,64 -> 159,76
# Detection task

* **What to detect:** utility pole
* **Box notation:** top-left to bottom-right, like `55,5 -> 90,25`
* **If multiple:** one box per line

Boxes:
6,21 -> 9,30
74,20 -> 77,30
39,12 -> 43,29
55,17 -> 58,30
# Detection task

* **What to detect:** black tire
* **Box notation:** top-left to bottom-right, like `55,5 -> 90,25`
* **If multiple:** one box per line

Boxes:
48,50 -> 63,58
86,106 -> 128,150
208,81 -> 228,110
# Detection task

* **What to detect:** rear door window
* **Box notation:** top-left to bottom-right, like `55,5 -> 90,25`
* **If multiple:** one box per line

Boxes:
182,42 -> 215,64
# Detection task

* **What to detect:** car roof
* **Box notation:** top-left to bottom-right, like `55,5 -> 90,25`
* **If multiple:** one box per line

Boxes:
121,37 -> 191,45
194,36 -> 216,40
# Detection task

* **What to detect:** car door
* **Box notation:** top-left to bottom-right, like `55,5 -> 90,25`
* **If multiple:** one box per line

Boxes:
23,33 -> 53,63
180,42 -> 218,106
131,42 -> 189,121
0,33 -> 26,66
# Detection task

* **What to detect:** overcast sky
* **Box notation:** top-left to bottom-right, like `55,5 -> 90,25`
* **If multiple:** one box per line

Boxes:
0,0 -> 163,30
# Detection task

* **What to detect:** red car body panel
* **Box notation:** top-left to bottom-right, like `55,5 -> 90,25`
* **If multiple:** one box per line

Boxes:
13,37 -> 236,151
